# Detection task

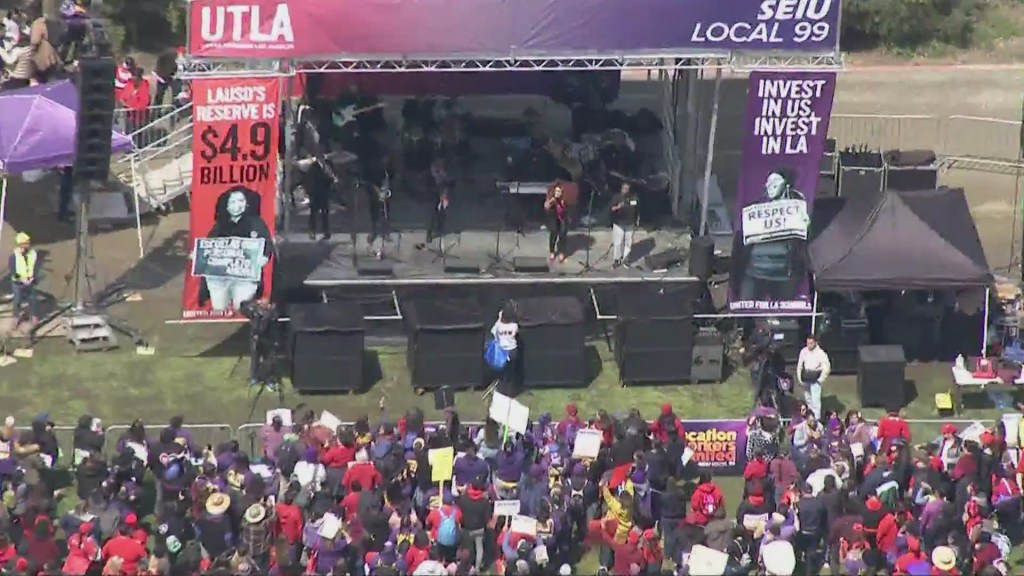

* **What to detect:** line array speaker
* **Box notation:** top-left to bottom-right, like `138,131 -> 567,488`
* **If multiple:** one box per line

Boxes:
74,57 -> 117,183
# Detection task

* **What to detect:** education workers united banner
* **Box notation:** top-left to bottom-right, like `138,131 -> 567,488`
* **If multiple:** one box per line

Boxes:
183,77 -> 280,321
187,0 -> 840,59
685,421 -> 748,476
729,71 -> 836,314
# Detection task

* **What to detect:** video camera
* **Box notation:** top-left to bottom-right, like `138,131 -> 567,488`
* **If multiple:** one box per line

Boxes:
240,299 -> 277,338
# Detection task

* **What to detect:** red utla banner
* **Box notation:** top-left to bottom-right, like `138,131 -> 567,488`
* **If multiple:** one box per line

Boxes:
183,77 -> 280,321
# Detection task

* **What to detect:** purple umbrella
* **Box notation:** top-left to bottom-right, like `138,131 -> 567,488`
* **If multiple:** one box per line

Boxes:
0,80 -> 133,174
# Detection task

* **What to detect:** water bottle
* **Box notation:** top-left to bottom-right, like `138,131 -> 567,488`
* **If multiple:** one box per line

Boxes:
955,354 -> 965,370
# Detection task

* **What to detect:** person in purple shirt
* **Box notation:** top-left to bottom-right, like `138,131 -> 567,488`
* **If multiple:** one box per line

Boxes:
303,514 -> 349,574
495,442 -> 525,499
165,416 -> 197,454
452,444 -> 489,489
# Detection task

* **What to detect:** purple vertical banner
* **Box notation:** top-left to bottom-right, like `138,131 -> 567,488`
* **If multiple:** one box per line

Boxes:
729,71 -> 836,314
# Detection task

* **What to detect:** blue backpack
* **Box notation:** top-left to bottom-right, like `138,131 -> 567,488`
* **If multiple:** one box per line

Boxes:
436,507 -> 459,546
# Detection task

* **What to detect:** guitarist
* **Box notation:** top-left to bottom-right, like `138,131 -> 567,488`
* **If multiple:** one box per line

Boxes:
364,153 -> 394,259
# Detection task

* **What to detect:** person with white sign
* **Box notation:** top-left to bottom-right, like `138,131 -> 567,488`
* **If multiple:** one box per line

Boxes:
734,170 -> 809,303
491,305 -> 521,396
796,335 -> 830,419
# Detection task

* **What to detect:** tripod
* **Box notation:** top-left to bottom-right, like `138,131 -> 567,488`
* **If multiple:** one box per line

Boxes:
238,317 -> 285,421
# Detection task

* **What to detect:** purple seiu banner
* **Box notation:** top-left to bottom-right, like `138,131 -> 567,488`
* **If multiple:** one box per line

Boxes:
683,420 -> 748,476
729,71 -> 836,314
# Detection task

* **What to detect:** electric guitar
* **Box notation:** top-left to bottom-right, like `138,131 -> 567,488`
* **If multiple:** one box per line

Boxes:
332,102 -> 387,128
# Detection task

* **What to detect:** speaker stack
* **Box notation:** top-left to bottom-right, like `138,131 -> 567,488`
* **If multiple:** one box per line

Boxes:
883,149 -> 939,191
404,298 -> 485,391
74,57 -> 118,183
688,236 -> 714,281
518,296 -> 587,388
614,283 -> 699,384
857,345 -> 907,408
289,302 -> 366,392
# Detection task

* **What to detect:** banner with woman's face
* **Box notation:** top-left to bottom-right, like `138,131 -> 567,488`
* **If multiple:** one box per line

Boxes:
182,77 -> 281,320
729,71 -> 836,314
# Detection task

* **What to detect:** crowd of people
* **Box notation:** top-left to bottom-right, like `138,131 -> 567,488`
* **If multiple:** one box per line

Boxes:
0,397 -> 1014,576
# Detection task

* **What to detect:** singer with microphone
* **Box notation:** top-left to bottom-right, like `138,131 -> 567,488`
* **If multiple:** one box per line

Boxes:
610,182 -> 638,268
299,155 -> 337,241
544,185 -> 569,263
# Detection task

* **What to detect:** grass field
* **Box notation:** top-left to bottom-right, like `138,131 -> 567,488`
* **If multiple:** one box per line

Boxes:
4,316 -> 1018,570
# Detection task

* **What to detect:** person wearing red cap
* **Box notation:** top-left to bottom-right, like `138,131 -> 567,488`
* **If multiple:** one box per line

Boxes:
124,513 -> 147,546
556,404 -> 583,441
101,523 -> 148,575
640,529 -> 663,572
743,450 -> 769,483
874,504 -> 900,555
893,536 -> 925,574
62,522 -> 99,575
650,403 -> 685,444
686,472 -> 724,527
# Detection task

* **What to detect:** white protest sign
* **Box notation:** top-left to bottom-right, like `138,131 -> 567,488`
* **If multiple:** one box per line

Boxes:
318,512 -> 342,539
572,429 -> 602,459
1002,413 -> 1021,448
960,421 -> 987,444
488,392 -> 531,434
741,198 -> 809,245
318,411 -> 342,431
510,515 -> 537,537
266,408 -> 292,426
688,545 -> 729,576
494,499 -> 520,517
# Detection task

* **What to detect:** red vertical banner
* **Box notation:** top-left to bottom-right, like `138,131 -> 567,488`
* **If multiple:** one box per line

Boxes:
183,77 -> 280,320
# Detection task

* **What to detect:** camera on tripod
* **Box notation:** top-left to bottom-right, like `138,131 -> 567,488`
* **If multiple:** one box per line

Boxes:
240,299 -> 277,337
239,299 -> 278,386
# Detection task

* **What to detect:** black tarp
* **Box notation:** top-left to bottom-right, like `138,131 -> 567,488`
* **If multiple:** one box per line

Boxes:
809,188 -> 992,291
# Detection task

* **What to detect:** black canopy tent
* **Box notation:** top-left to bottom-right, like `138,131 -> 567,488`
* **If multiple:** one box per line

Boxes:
810,188 -> 992,291
809,188 -> 993,355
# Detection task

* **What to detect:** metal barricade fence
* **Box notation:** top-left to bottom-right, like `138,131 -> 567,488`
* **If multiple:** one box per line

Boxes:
828,114 -> 943,153
944,115 -> 1022,161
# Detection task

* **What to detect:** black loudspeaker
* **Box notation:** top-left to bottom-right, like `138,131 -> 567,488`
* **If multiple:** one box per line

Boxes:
617,282 -> 700,319
688,236 -> 714,280
74,57 -> 117,183
883,149 -> 939,192
513,257 -> 550,273
614,283 -> 697,384
357,260 -> 394,276
405,299 -> 485,391
857,345 -> 907,408
691,330 -> 724,382
289,302 -> 365,392
518,296 -> 587,388
644,248 -> 685,271
443,257 -> 484,274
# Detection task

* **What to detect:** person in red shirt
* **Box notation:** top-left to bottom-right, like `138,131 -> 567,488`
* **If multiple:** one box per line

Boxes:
743,451 -> 769,483
425,492 -> 463,541
25,517 -> 59,569
121,68 -> 151,144
876,408 -> 911,453
321,433 -> 357,469
0,534 -> 16,566
894,536 -> 926,574
341,480 -> 363,521
275,491 -> 304,565
63,522 -> 99,575
971,533 -> 1001,574
650,403 -> 686,443
114,56 -> 136,101
640,528 -> 663,569
101,523 -> 149,575
404,531 -> 431,573
602,529 -> 646,575
342,450 -> 382,493
686,472 -> 724,527
874,507 -> 900,555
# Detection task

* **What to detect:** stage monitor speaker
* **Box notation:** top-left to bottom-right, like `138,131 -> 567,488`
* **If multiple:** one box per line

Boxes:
74,57 -> 117,183
885,167 -> 939,191
357,260 -> 394,276
518,296 -> 587,388
443,256 -> 484,274
405,298 -> 485,391
857,345 -> 907,408
691,330 -> 725,382
645,248 -> 685,271
289,302 -> 365,392
688,236 -> 714,280
614,319 -> 695,352
513,256 -> 550,273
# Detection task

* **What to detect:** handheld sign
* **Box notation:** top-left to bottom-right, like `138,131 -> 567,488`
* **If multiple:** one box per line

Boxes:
510,515 -> 537,537
572,429 -> 602,459
429,447 -> 455,484
266,408 -> 292,426
494,499 -> 520,517
319,411 -> 342,432
489,392 -> 531,435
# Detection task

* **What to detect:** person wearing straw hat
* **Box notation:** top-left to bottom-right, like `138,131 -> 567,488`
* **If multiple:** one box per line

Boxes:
242,502 -> 273,571
931,545 -> 958,574
9,231 -> 39,325
197,492 -> 233,559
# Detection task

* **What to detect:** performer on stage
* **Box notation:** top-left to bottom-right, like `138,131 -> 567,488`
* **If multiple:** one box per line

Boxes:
365,154 -> 393,259
544,184 -> 569,263
609,182 -> 638,268
300,155 -> 337,241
